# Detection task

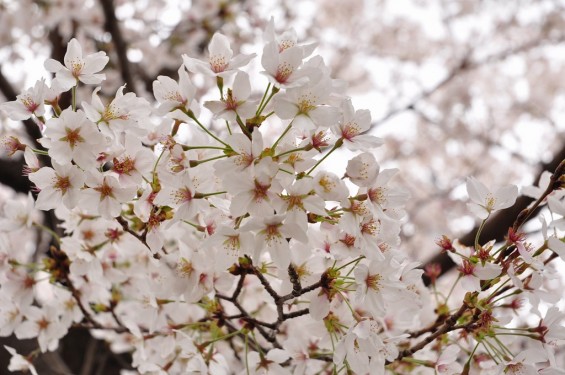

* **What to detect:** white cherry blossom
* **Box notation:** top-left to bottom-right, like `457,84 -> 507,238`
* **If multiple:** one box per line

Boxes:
44,38 -> 109,90
182,32 -> 255,77
466,176 -> 518,220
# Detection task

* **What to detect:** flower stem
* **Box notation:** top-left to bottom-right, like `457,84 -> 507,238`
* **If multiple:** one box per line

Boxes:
33,222 -> 61,244
256,83 -> 271,115
307,139 -> 343,175
71,85 -> 77,111
187,112 -> 229,147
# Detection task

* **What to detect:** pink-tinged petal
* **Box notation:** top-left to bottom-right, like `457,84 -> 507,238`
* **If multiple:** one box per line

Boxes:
269,241 -> 291,269
82,52 -> 109,74
233,71 -> 251,100
548,196 -> 565,217
44,59 -> 64,73
179,68 -> 196,102
14,321 -> 37,340
146,227 -> 164,253
0,101 -> 30,121
261,42 -> 279,76
466,177 -> 489,205
229,193 -> 254,217
494,185 -> 518,209
229,53 -> 256,70
280,46 -> 303,70
47,143 -> 73,165
29,167 -> 56,189
64,38 -> 83,68
548,237 -> 565,261
474,263 -> 501,280
236,102 -> 256,120
182,55 -> 210,75
33,188 -> 60,210
293,114 -> 315,131
56,71 -> 77,91
461,275 -> 480,292
79,73 -> 106,84
309,106 -> 340,127
309,292 -> 330,320
467,203 -> 489,220
266,349 -> 291,363
353,109 -> 372,132
153,75 -> 177,103
342,99 -> 355,121
273,97 -> 298,119
204,100 -> 226,116
303,196 -> 327,216
282,222 -> 308,243
63,188 -> 81,208
208,33 -> 233,60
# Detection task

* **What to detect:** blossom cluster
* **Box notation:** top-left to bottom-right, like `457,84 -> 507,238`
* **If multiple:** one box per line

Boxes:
0,20 -> 565,374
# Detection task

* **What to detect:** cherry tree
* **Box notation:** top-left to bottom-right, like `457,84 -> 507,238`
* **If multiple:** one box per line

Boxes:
1,0 -> 565,374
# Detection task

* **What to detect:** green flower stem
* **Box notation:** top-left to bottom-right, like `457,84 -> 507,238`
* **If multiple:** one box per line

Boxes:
271,121 -> 294,151
182,145 -> 228,151
194,191 -> 227,199
236,114 -> 252,139
30,148 -> 49,155
256,83 -> 271,115
190,154 -> 228,166
33,222 -> 61,244
152,148 -> 166,187
71,85 -> 77,111
187,112 -> 229,147
306,138 -> 343,175
334,256 -> 365,272
274,146 -> 307,159
256,86 -> 279,116
475,217 -> 488,251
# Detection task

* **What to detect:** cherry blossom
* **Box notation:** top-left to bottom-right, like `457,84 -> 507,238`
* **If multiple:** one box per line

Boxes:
466,176 -> 519,220
0,79 -> 46,121
448,241 -> 502,292
0,16 -> 564,375
182,32 -> 255,77
44,38 -> 109,90
82,86 -> 151,139
332,99 -> 383,151
4,346 -> 38,375
354,256 -> 408,317
273,76 -> 339,131
39,108 -> 105,169
79,171 -> 136,219
14,306 -> 66,352
28,163 -> 85,210
261,41 -> 311,88
204,71 -> 256,121
152,66 -> 200,122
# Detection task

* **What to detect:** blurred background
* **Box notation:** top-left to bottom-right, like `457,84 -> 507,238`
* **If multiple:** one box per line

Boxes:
1,0 -> 565,373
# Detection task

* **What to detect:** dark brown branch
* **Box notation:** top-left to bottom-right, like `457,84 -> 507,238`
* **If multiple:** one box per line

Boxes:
390,303 -> 468,364
116,216 -> 160,259
422,146 -> 565,285
99,0 -> 137,94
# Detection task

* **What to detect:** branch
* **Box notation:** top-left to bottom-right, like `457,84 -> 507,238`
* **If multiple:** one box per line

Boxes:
99,0 -> 137,94
422,146 -> 565,285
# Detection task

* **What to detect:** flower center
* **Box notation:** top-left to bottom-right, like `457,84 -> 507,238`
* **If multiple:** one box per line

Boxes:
365,273 -> 382,291
275,62 -> 293,83
209,55 -> 228,73
60,127 -> 84,149
113,157 -> 136,176
53,174 -> 71,193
